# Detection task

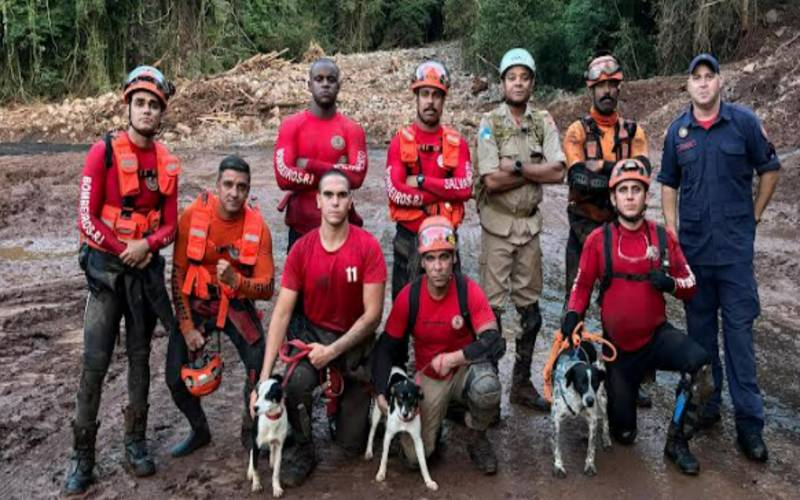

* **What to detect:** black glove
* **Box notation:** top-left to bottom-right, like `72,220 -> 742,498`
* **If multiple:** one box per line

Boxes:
648,269 -> 676,294
561,310 -> 580,337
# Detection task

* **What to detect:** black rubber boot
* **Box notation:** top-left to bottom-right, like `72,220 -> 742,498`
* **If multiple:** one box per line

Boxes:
664,422 -> 699,475
64,421 -> 99,496
466,428 -> 497,475
510,304 -> 549,412
280,403 -> 316,487
170,421 -> 211,458
123,405 -> 155,477
737,432 -> 768,463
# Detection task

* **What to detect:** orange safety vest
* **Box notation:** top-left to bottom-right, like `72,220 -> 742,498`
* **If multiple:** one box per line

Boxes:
181,192 -> 262,328
389,125 -> 465,228
90,133 -> 180,248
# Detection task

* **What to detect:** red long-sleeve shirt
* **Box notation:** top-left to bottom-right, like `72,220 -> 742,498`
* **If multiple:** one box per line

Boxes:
567,220 -> 696,352
385,123 -> 473,233
77,133 -> 178,255
273,110 -> 367,234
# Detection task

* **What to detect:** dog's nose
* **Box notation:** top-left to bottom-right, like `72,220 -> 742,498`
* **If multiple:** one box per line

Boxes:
585,396 -> 595,407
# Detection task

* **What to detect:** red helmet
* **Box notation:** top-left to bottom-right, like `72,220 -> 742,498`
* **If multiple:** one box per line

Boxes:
585,55 -> 623,88
608,158 -> 651,190
123,65 -> 174,108
411,61 -> 450,95
418,215 -> 456,254
181,351 -> 223,397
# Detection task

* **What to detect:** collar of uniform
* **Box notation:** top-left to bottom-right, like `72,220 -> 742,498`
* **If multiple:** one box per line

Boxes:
501,102 -> 535,127
684,101 -> 731,129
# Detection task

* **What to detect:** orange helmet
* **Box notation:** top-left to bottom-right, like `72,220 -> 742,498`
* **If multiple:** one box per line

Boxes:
411,61 -> 450,95
585,55 -> 623,88
181,351 -> 223,397
608,158 -> 651,190
123,65 -> 174,108
418,216 -> 456,254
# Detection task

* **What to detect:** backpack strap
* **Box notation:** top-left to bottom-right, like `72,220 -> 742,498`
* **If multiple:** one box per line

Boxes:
454,271 -> 473,334
405,276 -> 423,340
655,222 -> 670,273
104,132 -> 114,169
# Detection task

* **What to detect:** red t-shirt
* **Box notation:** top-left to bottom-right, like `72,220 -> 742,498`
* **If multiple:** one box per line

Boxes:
567,220 -> 697,352
385,123 -> 473,233
696,115 -> 718,130
385,275 -> 495,379
273,110 -> 367,234
281,225 -> 387,334
77,133 -> 178,255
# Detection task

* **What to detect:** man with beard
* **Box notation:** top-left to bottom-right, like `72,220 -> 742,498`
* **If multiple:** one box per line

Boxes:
166,155 -> 274,458
658,54 -> 780,463
273,57 -> 368,251
386,60 -> 473,298
67,66 -> 179,495
254,170 -> 387,487
562,52 -> 652,408
474,48 -> 565,411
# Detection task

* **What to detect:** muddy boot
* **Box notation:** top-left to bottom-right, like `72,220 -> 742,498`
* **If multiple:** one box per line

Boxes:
170,418 -> 211,458
664,422 -> 699,475
466,428 -> 497,475
280,403 -> 316,487
64,421 -> 99,496
510,304 -> 549,412
636,386 -> 653,408
123,405 -> 155,477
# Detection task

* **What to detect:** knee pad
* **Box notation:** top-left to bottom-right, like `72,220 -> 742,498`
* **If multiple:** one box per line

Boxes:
466,365 -> 501,409
516,302 -> 542,335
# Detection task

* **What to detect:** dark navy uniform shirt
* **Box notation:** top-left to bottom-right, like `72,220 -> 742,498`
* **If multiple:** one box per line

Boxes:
658,102 -> 780,266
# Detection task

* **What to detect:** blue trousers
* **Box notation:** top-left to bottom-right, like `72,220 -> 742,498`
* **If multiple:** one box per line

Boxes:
684,262 -> 764,434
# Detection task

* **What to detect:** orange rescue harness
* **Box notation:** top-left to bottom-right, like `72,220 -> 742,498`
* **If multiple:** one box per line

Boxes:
390,125 -> 465,228
91,133 -> 180,247
181,192 -> 262,329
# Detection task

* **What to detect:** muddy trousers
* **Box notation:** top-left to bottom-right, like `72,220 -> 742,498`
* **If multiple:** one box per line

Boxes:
284,359 -> 371,455
606,323 -> 710,444
165,315 -> 265,431
401,362 -> 501,464
74,287 -> 157,428
392,224 -> 461,299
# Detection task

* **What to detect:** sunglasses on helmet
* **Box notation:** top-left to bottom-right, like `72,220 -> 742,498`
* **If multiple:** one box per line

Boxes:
586,58 -> 622,81
413,61 -> 450,87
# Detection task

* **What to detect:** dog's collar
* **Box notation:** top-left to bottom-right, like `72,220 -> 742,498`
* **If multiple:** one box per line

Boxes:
560,390 -> 578,416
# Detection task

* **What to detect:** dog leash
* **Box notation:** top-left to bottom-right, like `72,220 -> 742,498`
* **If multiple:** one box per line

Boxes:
278,339 -> 344,415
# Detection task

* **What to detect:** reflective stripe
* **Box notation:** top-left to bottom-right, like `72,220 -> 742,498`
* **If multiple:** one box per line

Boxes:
243,233 -> 259,242
190,228 -> 207,238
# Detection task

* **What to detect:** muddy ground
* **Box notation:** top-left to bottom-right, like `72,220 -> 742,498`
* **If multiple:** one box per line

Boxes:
0,141 -> 798,500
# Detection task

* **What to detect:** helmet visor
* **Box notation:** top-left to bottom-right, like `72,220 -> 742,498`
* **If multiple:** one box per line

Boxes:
418,224 -> 456,251
586,58 -> 622,81
413,61 -> 450,88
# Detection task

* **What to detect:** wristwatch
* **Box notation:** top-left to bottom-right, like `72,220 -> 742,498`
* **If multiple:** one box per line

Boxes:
513,160 -> 523,175
417,173 -> 425,187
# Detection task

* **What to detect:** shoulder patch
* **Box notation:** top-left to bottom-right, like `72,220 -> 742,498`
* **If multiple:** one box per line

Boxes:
479,126 -> 492,139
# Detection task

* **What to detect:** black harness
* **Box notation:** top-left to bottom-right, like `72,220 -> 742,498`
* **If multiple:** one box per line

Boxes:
405,271 -> 473,339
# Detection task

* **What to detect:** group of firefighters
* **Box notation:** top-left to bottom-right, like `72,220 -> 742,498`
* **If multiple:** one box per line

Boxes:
66,47 -> 780,495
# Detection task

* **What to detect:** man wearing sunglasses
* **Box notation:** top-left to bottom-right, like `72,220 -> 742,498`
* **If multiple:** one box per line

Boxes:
255,169 -> 387,487
563,158 -> 712,475
67,66 -> 180,494
273,57 -> 368,252
166,155 -> 275,458
372,216 -> 504,475
562,52 -> 653,408
658,53 -> 780,463
475,48 -> 566,412
386,60 -> 473,299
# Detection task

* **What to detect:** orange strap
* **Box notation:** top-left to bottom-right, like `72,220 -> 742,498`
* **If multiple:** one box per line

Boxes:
397,125 -> 461,169
182,265 -> 212,299
541,322 -> 618,403
99,204 -> 160,241
216,283 -> 235,328
239,203 -> 262,266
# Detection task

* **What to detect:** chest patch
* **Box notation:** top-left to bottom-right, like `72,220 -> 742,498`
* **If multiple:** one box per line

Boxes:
331,135 -> 345,151
676,139 -> 697,153
451,314 -> 464,330
678,127 -> 689,138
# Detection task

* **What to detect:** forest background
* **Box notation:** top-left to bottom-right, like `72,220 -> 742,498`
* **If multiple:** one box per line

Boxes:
0,0 -> 789,101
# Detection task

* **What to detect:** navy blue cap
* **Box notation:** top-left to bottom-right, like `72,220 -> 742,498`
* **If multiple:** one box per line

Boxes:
688,53 -> 720,74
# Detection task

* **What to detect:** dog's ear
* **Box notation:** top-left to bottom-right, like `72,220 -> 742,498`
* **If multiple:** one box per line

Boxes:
565,367 -> 575,388
390,385 -> 396,397
596,368 -> 606,383
272,373 -> 284,386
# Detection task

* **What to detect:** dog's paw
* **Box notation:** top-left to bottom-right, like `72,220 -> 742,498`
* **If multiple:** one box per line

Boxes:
251,479 -> 263,492
375,470 -> 386,482
583,463 -> 597,477
364,451 -> 373,460
272,485 -> 284,498
426,480 -> 439,491
553,465 -> 567,478
602,439 -> 612,451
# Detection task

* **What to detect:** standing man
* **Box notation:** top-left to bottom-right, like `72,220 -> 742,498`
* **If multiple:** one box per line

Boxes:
562,52 -> 652,408
167,155 -> 274,458
67,66 -> 179,495
474,48 -> 565,411
658,53 -> 780,462
385,60 -> 473,298
273,57 -> 368,251
372,216 -> 504,475
564,159 -> 712,475
254,170 -> 387,487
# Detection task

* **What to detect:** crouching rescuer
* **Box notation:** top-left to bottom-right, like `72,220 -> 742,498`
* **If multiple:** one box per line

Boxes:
373,216 -> 505,475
